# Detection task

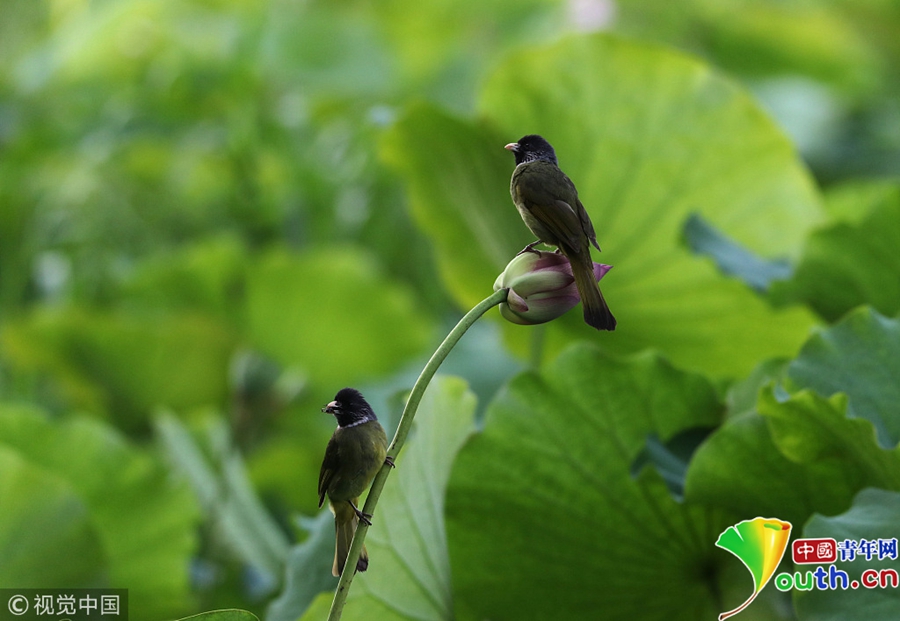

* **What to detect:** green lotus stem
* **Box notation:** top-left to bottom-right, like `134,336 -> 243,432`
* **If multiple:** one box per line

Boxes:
326,287 -> 509,621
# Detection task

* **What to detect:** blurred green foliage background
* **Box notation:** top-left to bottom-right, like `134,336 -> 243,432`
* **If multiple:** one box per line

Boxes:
1,0 -> 900,620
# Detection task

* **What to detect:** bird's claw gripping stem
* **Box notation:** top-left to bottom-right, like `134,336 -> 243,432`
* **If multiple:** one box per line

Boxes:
349,500 -> 373,526
516,241 -> 543,256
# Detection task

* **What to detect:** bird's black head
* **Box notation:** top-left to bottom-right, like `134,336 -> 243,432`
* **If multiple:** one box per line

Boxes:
504,134 -> 558,166
323,387 -> 377,428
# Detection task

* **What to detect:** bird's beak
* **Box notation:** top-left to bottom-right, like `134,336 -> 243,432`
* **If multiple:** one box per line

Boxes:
504,142 -> 518,152
322,400 -> 338,414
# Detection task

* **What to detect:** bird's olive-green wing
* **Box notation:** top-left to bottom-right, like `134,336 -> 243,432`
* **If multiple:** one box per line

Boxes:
318,435 -> 341,507
576,197 -> 600,251
513,161 -> 586,253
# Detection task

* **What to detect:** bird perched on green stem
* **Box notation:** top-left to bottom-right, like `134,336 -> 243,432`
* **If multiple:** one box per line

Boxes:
505,134 -> 616,330
318,387 -> 390,576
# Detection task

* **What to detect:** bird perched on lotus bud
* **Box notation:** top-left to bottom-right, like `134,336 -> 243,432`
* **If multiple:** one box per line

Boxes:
505,134 -> 616,330
318,388 -> 390,576
494,250 -> 612,325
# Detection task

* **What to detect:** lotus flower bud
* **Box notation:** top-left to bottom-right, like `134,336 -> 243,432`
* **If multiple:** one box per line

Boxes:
493,251 -> 612,325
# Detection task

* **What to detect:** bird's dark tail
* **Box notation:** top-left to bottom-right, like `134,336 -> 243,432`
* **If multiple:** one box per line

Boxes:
333,499 -> 369,577
569,251 -> 616,331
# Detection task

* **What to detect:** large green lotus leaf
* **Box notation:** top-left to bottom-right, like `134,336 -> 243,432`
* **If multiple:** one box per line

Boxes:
445,344 -> 742,620
687,309 -> 900,530
773,183 -> 900,322
786,308 -> 900,448
0,308 -> 235,429
296,376 -> 477,621
0,407 -> 199,620
686,356 -> 864,528
245,247 -> 432,387
795,488 -> 900,620
383,35 -> 820,377
684,409 -> 861,530
758,386 -> 900,492
0,445 -> 106,586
